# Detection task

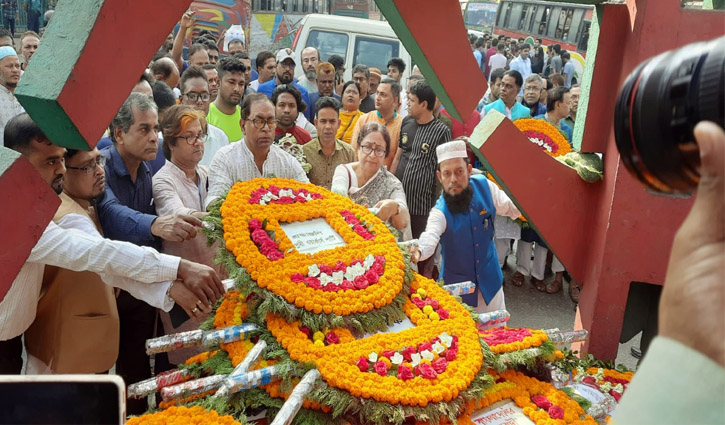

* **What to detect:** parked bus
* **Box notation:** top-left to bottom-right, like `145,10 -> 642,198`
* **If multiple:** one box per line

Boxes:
463,0 -> 499,34
331,0 -> 370,19
493,0 -> 593,54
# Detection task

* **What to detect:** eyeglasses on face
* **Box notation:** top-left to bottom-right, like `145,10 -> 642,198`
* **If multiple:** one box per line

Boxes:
250,118 -> 280,129
177,133 -> 209,144
184,92 -> 211,102
66,156 -> 107,175
360,144 -> 386,157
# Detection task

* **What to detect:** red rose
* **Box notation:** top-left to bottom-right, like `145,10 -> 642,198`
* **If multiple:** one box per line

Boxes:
418,342 -> 432,352
356,356 -> 369,372
364,269 -> 379,284
412,297 -> 426,309
322,284 -> 337,292
291,273 -> 305,283
364,233 -> 375,240
251,228 -> 267,242
304,277 -> 321,289
402,346 -> 417,362
267,251 -> 283,261
418,362 -> 438,379
294,195 -> 307,203
437,309 -> 450,319
268,185 -> 281,195
381,350 -> 395,359
248,219 -> 262,230
374,360 -> 388,376
547,405 -> 564,419
450,336 -> 459,351
609,390 -> 622,402
312,193 -> 323,199
319,264 -> 333,275
582,376 -> 597,386
353,275 -> 369,289
325,332 -> 339,345
372,263 -> 384,275
429,299 -> 440,310
334,261 -> 347,272
248,197 -> 260,204
353,224 -> 366,235
432,358 -> 448,374
260,240 -> 277,252
397,364 -> 414,381
374,255 -> 386,265
445,349 -> 457,361
299,326 -> 311,338
340,280 -> 355,290
531,395 -> 551,410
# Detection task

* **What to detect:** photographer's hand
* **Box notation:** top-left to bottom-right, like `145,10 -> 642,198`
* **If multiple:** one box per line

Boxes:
660,121 -> 725,367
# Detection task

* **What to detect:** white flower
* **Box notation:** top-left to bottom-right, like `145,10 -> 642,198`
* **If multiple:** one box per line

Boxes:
332,271 -> 344,285
319,274 -> 331,286
307,264 -> 320,277
368,352 -> 378,363
432,342 -> 446,354
350,263 -> 365,277
390,352 -> 404,365
439,333 -> 453,348
420,350 -> 434,362
279,189 -> 293,198
364,254 -> 375,268
600,381 -> 612,392
344,270 -> 357,281
410,352 -> 421,367
613,383 -> 624,393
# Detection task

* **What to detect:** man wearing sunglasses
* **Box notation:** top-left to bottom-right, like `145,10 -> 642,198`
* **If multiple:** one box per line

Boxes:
179,66 -> 230,166
205,93 -> 309,208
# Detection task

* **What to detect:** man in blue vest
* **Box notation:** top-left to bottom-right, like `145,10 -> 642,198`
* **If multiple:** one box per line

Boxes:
417,140 -> 521,313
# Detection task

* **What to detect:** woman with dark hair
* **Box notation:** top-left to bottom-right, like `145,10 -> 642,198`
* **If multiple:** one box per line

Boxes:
531,46 -> 545,74
336,80 -> 363,144
331,122 -> 410,237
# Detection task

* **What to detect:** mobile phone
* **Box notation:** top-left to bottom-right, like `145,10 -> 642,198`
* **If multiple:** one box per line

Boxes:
0,375 -> 125,424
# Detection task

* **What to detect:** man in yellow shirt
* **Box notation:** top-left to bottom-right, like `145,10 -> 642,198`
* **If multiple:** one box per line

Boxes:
207,57 -> 245,142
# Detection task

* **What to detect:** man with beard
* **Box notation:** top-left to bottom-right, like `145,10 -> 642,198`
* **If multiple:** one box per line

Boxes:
417,140 -> 520,313
307,62 -> 341,120
207,57 -> 245,142
272,84 -> 311,145
205,93 -> 309,207
298,46 -> 320,94
257,49 -> 311,121
521,74 -> 547,117
0,46 -> 23,146
1,113 -> 222,377
179,66 -> 230,165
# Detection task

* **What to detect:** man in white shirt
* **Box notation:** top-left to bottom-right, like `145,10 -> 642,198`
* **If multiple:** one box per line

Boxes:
249,50 -> 276,93
0,46 -> 23,146
417,140 -> 520,314
178,65 -> 230,166
206,93 -> 309,208
0,115 -> 224,374
487,43 -> 507,78
508,43 -> 532,97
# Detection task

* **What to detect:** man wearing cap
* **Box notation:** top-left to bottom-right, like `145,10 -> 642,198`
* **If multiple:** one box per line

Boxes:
368,67 -> 382,96
417,140 -> 521,314
257,48 -> 312,121
0,45 -> 23,146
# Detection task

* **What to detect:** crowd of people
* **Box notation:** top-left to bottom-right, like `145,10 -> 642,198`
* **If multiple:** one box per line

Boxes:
0,10 -> 582,413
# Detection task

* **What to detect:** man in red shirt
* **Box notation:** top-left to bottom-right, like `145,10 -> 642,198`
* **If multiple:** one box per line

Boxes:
272,84 -> 311,145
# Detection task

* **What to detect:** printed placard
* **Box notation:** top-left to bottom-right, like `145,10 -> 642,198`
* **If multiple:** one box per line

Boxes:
280,218 -> 347,254
470,400 -> 535,425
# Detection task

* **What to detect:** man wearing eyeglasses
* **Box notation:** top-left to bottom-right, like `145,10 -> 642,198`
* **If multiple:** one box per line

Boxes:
179,66 -> 230,166
206,93 -> 309,208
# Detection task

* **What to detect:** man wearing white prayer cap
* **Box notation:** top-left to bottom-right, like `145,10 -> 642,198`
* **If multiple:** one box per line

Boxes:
0,45 -> 24,146
416,139 -> 521,314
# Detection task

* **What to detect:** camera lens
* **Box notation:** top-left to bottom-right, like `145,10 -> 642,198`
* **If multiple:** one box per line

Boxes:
614,36 -> 724,194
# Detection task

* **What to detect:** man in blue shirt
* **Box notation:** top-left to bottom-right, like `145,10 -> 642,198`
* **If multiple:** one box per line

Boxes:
561,51 -> 576,88
97,93 -> 210,414
257,48 -> 312,121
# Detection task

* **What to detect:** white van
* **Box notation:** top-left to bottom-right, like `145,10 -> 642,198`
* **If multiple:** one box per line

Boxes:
292,14 -> 412,84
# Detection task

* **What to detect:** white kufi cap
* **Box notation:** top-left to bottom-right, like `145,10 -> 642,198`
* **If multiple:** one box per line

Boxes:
436,140 -> 468,164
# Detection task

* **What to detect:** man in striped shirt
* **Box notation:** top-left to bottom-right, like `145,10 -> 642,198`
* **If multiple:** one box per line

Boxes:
391,79 -> 451,275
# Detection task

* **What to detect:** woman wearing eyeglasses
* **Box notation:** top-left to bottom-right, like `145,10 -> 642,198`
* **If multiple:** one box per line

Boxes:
152,104 -> 220,364
331,122 -> 411,239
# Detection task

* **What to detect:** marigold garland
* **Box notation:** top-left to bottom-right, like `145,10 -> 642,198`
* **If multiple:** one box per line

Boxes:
455,370 -> 597,425
126,406 -> 242,425
514,118 -> 572,157
220,178 -> 405,317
